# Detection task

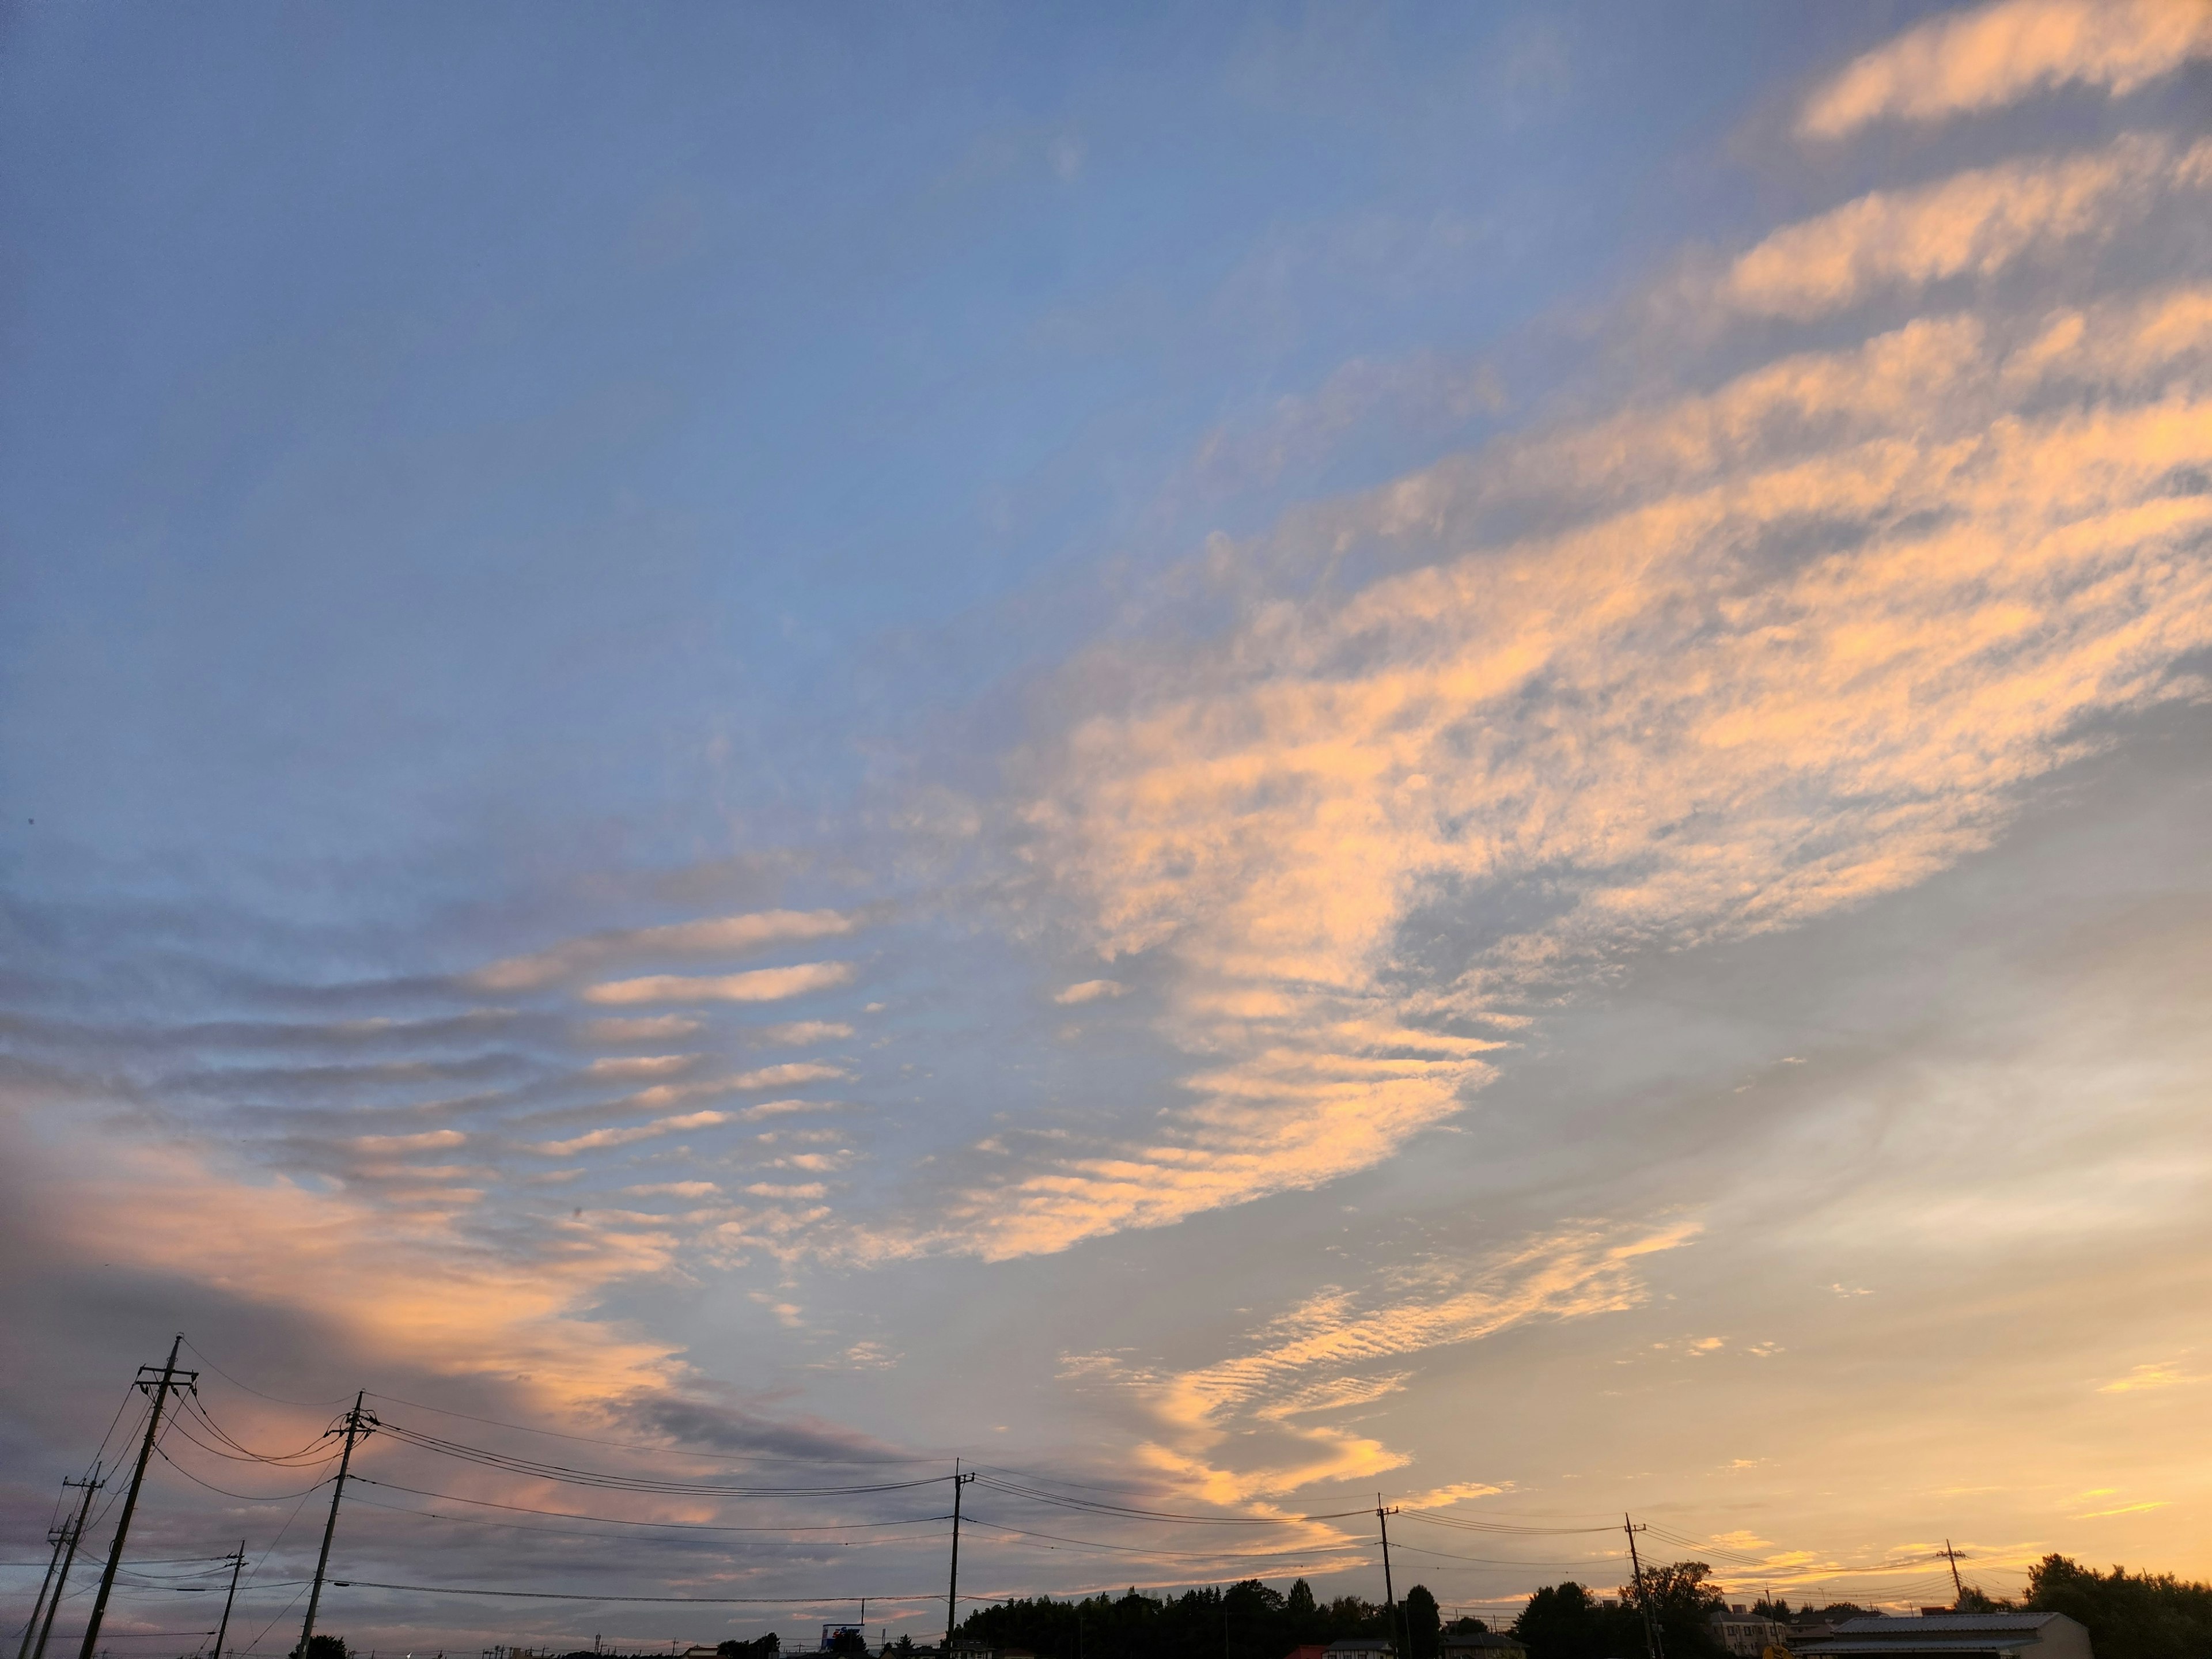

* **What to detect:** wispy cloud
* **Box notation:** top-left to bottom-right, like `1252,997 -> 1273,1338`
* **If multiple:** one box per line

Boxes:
946,256 -> 2212,1259
2098,1360 -> 2196,1392
532,1109 -> 737,1155
1066,1221 -> 1697,1502
1053,978 -> 1128,1005
1722,134 -> 2211,320
585,1053 -> 703,1080
468,909 -> 857,992
1798,0 -> 2212,141
582,960 -> 857,1005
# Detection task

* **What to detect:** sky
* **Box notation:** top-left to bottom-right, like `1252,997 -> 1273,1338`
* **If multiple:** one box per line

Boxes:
3,0 -> 2211,1652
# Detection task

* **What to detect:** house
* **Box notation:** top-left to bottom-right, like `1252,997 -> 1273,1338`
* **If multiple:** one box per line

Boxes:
1710,1607 -> 1787,1657
1324,1642 -> 1395,1658
1441,1632 -> 1526,1659
1794,1612 -> 2092,1659
1282,1645 -> 1332,1659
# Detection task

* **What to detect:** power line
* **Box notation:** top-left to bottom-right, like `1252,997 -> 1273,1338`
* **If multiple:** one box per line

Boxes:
153,1441 -> 332,1503
78,1337 -> 196,1659
1386,1543 -> 1620,1570
971,1475 -> 1372,1527
350,1476 -> 956,1535
372,1419 -> 954,1498
964,1518 -> 1368,1565
361,1392 -> 943,1466
179,1340 -> 356,1411
323,1582 -> 941,1606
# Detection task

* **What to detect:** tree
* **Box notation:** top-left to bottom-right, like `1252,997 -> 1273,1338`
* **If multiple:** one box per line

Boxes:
889,1639 -> 915,1659
718,1637 -> 780,1659
1404,1586 -> 1441,1659
1629,1561 -> 1725,1659
825,1631 -> 868,1657
293,1636 -> 349,1659
2027,1555 -> 2212,1659
1513,1582 -> 1643,1659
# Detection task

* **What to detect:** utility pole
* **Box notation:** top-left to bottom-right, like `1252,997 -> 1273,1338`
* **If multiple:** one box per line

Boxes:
299,1393 -> 372,1659
16,1509 -> 69,1659
14,1527 -> 65,1659
31,1471 -> 101,1659
213,1544 -> 245,1659
1941,1541 -> 1964,1605
80,1338 -> 198,1659
1376,1497 -> 1403,1658
18,1473 -> 100,1659
942,1464 -> 975,1657
1624,1517 -> 1661,1659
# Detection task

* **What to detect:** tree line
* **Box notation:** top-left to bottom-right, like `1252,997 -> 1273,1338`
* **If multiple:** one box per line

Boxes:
293,1552 -> 2211,1659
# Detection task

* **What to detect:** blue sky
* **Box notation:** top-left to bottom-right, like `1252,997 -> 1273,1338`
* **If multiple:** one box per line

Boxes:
5,2 -> 2212,1653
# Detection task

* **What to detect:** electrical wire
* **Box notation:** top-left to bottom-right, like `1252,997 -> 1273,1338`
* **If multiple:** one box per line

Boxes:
236,1582 -> 309,1656
371,1420 -> 952,1498
1386,1543 -> 1623,1569
180,1338 -> 355,1410
322,1581 -> 939,1605
970,1475 -> 1372,1527
154,1439 -> 331,1503
342,1489 -> 959,1553
963,1517 -> 1370,1566
175,1395 -> 343,1467
1399,1512 -> 1623,1536
350,1476 -> 955,1535
362,1391 -> 944,1466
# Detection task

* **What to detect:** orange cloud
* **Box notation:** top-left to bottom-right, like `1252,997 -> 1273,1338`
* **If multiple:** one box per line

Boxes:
1065,1220 -> 1696,1504
1724,135 -> 2210,320
1800,0 -> 2212,141
532,1109 -> 736,1155
925,273 -> 2212,1262
468,908 -> 857,992
582,960 -> 856,1005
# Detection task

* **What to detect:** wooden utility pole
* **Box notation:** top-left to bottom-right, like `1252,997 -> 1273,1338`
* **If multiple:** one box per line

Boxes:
1624,1516 -> 1661,1659
80,1338 -> 196,1659
22,1471 -> 100,1659
1377,1497 -> 1403,1657
942,1465 -> 975,1657
213,1544 -> 245,1659
299,1393 -> 371,1659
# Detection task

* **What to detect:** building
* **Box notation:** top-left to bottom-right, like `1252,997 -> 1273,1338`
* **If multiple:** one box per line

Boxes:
1441,1632 -> 1527,1659
1794,1612 -> 2092,1659
1323,1642 -> 1395,1658
1710,1607 -> 1786,1657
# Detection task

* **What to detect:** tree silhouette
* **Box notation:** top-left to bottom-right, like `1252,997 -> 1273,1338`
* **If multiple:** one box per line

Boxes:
1404,1586 -> 1441,1659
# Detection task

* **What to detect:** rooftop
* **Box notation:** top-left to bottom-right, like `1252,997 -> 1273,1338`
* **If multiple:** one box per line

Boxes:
1830,1616 -> 2065,1635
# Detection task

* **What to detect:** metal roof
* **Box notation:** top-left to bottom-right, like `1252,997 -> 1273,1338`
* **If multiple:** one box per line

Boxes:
1831,1616 -> 2060,1634
1797,1642 -> 2031,1656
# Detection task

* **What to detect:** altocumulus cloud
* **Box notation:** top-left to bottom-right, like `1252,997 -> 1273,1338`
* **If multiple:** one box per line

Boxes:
582,960 -> 857,1005
868,13 -> 2212,1266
